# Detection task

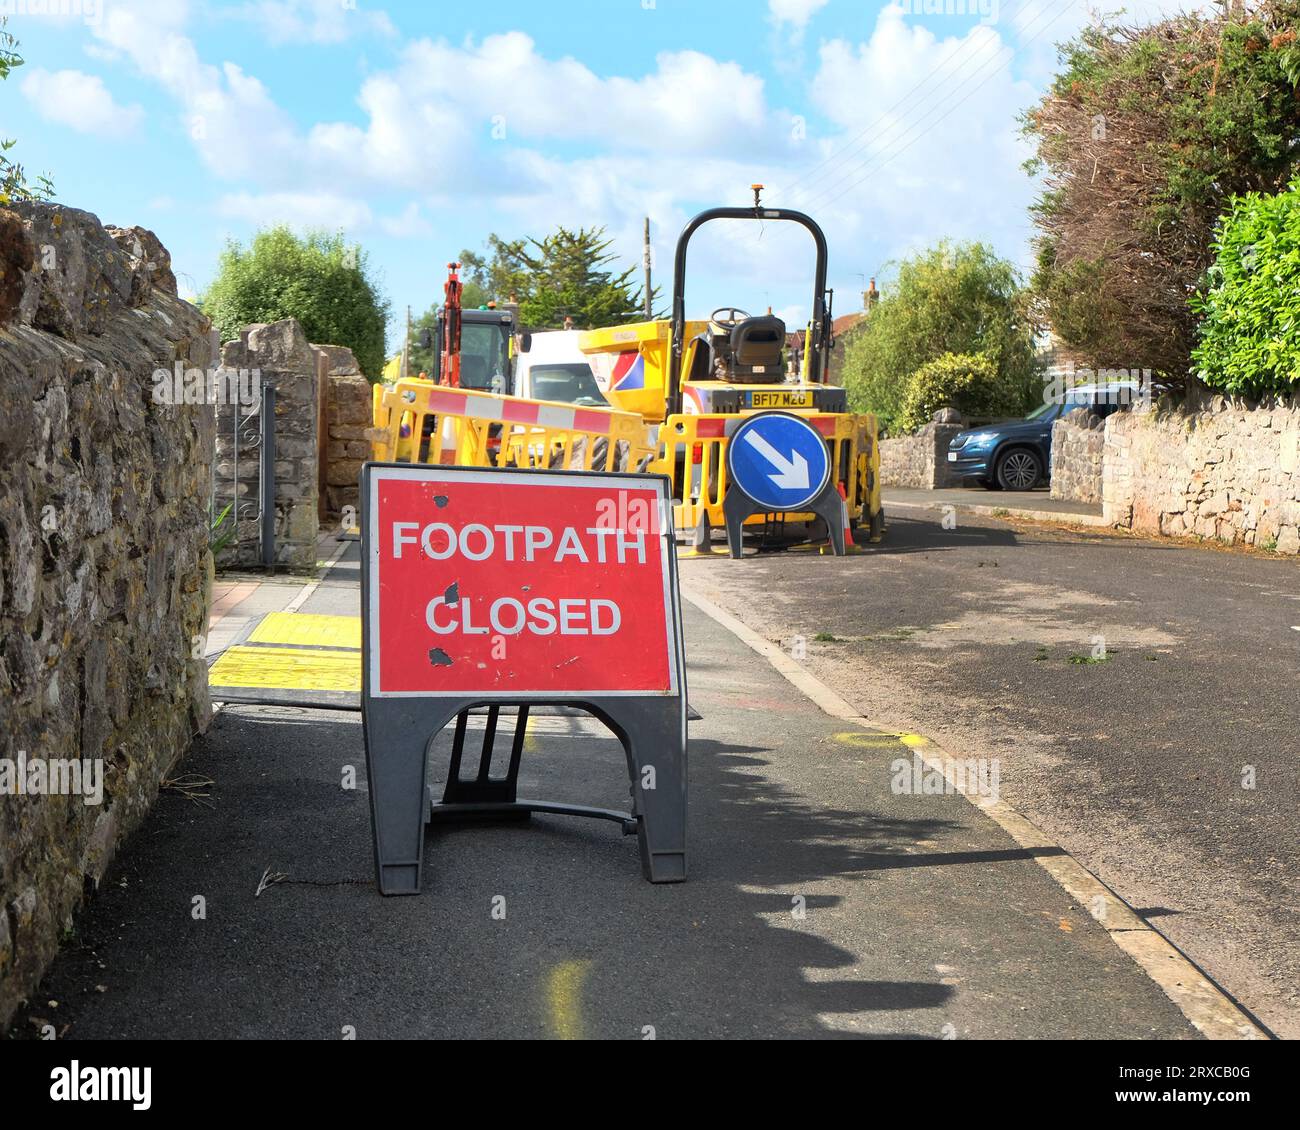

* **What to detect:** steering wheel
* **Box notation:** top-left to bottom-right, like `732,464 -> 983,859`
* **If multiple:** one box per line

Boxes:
710,307 -> 751,329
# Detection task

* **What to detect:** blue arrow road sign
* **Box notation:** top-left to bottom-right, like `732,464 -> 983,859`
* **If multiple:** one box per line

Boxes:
726,412 -> 832,513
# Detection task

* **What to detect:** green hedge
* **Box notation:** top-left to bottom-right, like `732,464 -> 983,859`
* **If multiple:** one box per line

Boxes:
897,352 -> 1001,433
1191,180 -> 1300,396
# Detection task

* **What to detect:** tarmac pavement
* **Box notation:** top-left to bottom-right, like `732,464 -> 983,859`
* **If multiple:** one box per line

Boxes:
9,541 -> 1203,1040
681,509 -> 1299,1038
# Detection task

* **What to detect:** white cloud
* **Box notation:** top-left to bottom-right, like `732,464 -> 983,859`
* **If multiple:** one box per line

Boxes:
88,0 -> 299,180
795,6 -> 1039,292
216,191 -> 374,232
20,68 -> 144,134
226,0 -> 396,45
75,0 -> 1093,318
769,0 -> 831,31
378,202 -> 434,238
87,13 -> 785,203
350,33 -> 774,165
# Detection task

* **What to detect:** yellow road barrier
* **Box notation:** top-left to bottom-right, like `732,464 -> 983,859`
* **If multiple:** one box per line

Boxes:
650,411 -> 879,539
370,379 -> 655,472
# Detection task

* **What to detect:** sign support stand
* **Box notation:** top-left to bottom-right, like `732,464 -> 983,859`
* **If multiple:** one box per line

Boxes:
362,696 -> 687,894
722,479 -> 846,559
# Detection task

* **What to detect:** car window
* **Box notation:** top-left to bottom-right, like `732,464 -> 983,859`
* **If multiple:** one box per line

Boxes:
529,364 -> 609,407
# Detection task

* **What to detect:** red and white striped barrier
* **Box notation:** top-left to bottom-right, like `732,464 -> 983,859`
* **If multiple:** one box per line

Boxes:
408,387 -> 621,436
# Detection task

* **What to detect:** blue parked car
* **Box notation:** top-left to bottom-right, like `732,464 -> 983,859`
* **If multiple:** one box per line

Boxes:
946,382 -> 1137,491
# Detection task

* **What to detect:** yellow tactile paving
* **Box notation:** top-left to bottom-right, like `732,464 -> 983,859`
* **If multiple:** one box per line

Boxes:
246,612 -> 362,650
209,645 -> 361,692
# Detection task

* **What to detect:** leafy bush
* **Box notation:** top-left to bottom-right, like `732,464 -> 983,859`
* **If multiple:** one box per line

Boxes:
1191,180 -> 1300,395
1024,2 -> 1300,383
201,227 -> 390,380
897,352 -> 1001,433
0,18 -> 53,203
841,241 -> 1037,435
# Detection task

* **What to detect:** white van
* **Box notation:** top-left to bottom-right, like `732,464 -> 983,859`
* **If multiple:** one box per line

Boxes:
515,330 -> 609,407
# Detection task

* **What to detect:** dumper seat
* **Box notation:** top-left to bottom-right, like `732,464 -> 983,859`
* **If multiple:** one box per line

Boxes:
697,315 -> 786,383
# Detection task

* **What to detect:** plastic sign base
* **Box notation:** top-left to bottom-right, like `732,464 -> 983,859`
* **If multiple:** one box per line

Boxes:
722,480 -> 847,559
364,696 -> 686,894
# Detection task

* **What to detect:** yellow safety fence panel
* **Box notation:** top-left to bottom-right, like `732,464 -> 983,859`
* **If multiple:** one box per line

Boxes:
370,379 -> 656,472
651,411 -> 880,539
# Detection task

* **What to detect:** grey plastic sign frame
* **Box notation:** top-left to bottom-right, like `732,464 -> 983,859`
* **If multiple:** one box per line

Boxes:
359,461 -> 689,895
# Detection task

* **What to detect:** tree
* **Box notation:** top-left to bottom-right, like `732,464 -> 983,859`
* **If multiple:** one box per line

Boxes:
201,227 -> 390,379
407,305 -> 438,377
459,236 -> 525,308
841,241 -> 1038,435
0,18 -> 53,203
462,226 -> 653,330
1023,1 -> 1300,385
1191,178 -> 1300,396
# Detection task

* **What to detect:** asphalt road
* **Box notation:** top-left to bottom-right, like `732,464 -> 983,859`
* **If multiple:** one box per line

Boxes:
682,511 -> 1300,1038
8,543 -> 1196,1040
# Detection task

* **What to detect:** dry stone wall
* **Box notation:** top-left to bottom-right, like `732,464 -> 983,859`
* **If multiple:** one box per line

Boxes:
879,415 -> 967,489
1104,395 -> 1300,553
1050,409 -> 1105,505
0,203 -> 213,1029
315,345 -> 371,521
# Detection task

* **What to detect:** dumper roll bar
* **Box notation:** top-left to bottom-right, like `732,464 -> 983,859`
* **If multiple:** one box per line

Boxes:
667,205 -> 832,417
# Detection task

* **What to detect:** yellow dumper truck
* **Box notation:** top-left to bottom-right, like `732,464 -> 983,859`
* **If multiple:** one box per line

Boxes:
580,197 -> 881,548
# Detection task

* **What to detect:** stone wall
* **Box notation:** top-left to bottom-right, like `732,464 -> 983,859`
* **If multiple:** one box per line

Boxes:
1103,394 -> 1300,553
213,320 -> 320,570
880,414 -> 967,489
0,203 -> 213,1029
315,345 -> 371,521
1050,408 -> 1105,505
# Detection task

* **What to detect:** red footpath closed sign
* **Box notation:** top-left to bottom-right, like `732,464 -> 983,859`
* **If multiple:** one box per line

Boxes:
365,465 -> 679,697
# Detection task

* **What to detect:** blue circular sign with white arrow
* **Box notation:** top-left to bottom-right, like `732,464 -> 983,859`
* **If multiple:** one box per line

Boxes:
726,411 -> 832,513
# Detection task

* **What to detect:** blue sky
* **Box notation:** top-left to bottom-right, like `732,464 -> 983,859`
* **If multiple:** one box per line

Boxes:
3,0 -> 1202,352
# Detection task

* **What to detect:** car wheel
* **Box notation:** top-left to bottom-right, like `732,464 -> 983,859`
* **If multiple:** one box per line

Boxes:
995,447 -> 1042,491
